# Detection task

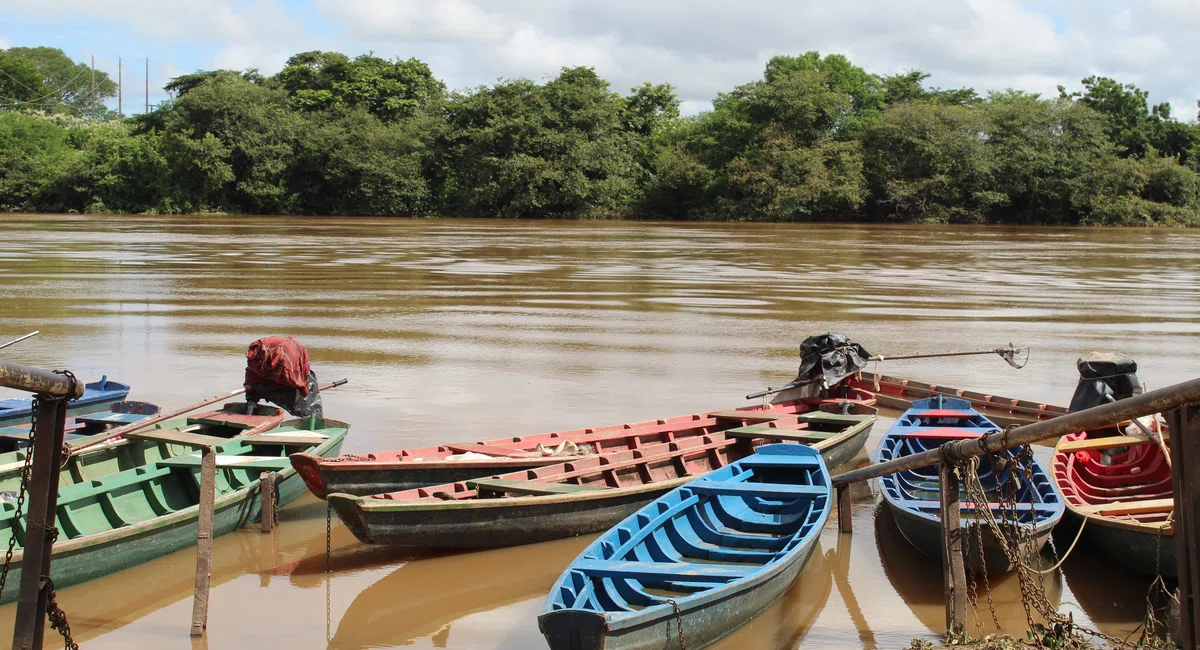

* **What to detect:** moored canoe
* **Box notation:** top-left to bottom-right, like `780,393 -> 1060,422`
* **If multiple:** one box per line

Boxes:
326,402 -> 873,551
538,443 -> 831,650
1050,429 -> 1175,578
0,414 -> 348,603
0,376 -> 132,427
850,371 -> 1067,427
877,396 -> 1064,574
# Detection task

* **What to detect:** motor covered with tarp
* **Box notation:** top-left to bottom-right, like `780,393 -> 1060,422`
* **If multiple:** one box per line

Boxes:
244,335 -> 323,417
1067,351 -> 1143,413
795,333 -> 872,389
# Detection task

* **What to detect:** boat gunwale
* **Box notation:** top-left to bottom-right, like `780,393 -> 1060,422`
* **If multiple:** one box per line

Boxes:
1051,433 -> 1176,536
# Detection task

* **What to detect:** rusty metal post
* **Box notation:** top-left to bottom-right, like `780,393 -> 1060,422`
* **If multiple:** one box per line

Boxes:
0,360 -> 83,398
190,447 -> 216,637
939,462 -> 967,636
12,395 -> 69,650
1170,406 -> 1200,649
836,484 -> 853,533
260,472 -> 275,534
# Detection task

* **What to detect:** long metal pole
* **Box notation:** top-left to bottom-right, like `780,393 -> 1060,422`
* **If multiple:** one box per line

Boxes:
11,397 -> 69,650
0,331 -> 38,351
0,360 -> 84,398
145,57 -> 149,113
832,376 -> 1200,486
71,378 -> 348,452
118,57 -> 122,117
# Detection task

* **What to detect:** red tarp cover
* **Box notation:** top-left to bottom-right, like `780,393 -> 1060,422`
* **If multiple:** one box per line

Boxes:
245,336 -> 311,395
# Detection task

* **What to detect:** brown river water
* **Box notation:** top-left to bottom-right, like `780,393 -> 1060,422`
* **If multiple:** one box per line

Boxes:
0,214 -> 1198,649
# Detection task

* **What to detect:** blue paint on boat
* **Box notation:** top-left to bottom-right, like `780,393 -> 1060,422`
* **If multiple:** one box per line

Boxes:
0,376 -> 131,426
876,396 -> 1065,573
539,443 -> 831,650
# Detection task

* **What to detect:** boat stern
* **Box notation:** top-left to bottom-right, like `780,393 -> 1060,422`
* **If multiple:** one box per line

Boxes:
291,453 -> 330,499
538,609 -> 608,650
327,493 -> 375,544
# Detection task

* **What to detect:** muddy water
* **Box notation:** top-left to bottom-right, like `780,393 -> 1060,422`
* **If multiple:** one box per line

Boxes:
0,214 -> 1197,649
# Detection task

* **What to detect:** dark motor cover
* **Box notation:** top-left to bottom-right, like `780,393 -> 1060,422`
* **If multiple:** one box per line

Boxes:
796,333 -> 872,388
247,370 -> 323,418
1067,351 -> 1143,413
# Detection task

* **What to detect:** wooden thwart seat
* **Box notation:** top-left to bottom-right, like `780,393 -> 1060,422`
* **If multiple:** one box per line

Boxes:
126,429 -> 231,447
76,412 -> 147,426
709,410 -> 791,422
688,481 -> 825,499
158,455 -> 292,471
725,426 -> 833,443
445,443 -> 541,458
1059,435 -> 1155,453
572,559 -> 754,582
243,431 -> 329,446
1079,498 -> 1174,517
468,478 -> 607,495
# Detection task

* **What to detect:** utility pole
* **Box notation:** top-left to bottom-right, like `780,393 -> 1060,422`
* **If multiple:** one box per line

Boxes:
118,56 -> 122,117
90,55 -> 95,112
145,57 -> 149,113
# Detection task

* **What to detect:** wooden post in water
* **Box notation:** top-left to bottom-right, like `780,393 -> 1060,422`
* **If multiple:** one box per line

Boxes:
836,484 -> 853,533
939,462 -> 967,636
260,472 -> 276,534
11,397 -> 69,650
191,447 -> 216,637
1170,406 -> 1200,649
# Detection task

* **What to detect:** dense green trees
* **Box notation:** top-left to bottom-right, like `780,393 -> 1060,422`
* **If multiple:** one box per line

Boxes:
1,46 -> 1198,225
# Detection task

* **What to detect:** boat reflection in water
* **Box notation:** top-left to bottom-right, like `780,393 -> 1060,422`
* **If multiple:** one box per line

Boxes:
1052,522 -> 1155,640
328,534 -> 593,649
875,504 -> 1063,639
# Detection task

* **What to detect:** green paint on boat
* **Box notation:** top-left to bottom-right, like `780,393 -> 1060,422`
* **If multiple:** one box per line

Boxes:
0,415 -> 348,604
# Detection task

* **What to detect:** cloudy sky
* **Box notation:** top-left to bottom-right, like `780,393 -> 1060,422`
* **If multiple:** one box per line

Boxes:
2,0 -> 1197,118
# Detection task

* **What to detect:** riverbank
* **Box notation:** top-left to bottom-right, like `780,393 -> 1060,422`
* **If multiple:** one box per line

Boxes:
3,47 -> 1198,227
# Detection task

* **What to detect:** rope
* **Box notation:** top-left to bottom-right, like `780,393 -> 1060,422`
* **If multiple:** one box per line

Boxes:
1030,516 -> 1086,575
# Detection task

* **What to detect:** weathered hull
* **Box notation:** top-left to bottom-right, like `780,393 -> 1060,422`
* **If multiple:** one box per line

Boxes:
538,541 -> 818,650
0,436 -> 343,604
1063,509 -> 1177,578
851,372 -> 1066,428
887,500 -> 1053,574
0,379 -> 131,427
330,432 -> 867,550
292,455 -> 559,499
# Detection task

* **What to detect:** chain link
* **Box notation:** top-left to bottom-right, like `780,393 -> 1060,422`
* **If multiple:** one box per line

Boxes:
0,396 -> 39,597
666,598 -> 687,650
44,577 -> 78,650
325,501 -> 332,574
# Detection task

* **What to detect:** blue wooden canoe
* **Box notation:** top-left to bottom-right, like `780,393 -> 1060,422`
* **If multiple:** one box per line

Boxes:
539,443 -> 831,650
877,396 -> 1064,574
0,376 -> 131,426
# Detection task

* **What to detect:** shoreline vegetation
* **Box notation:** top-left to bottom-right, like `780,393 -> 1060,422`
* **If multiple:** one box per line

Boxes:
1,47 -> 1199,225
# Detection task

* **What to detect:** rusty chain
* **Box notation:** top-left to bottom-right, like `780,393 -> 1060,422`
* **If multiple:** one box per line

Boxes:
0,396 -> 38,597
666,598 -> 687,650
44,576 -> 77,650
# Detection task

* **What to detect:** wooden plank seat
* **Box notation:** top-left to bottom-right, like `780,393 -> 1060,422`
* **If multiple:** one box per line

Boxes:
126,429 -> 231,447
687,481 -> 825,499
75,412 -> 147,426
158,455 -> 292,471
571,559 -> 755,583
734,455 -> 823,469
901,427 -> 984,440
708,410 -> 791,422
468,478 -> 607,495
913,409 -> 974,419
1059,435 -> 1156,453
444,443 -> 543,458
242,432 -> 330,446
793,412 -> 873,426
1079,498 -> 1174,517
725,426 -> 833,443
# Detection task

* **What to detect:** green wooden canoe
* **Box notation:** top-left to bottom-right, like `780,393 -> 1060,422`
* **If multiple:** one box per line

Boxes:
0,415 -> 348,603
0,403 -> 285,494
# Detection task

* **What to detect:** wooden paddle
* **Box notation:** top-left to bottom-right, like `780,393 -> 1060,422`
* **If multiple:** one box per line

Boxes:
70,378 -> 348,452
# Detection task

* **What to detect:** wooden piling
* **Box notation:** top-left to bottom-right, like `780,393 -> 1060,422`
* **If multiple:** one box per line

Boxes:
190,446 -> 216,637
260,472 -> 276,534
939,462 -> 967,636
836,484 -> 853,533
1170,406 -> 1200,649
11,396 -> 69,650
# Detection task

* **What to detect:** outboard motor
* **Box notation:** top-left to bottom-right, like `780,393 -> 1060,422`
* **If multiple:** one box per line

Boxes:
1067,351 -> 1143,413
795,332 -> 872,392
244,335 -> 323,417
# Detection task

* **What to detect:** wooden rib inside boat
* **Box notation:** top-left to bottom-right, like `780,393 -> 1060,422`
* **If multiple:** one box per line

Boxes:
849,371 -> 1067,427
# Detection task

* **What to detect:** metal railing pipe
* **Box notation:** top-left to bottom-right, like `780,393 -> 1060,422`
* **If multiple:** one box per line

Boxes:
832,376 -> 1200,486
0,359 -> 83,398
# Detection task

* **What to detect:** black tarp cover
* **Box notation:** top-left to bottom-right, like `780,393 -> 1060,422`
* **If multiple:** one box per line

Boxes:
247,369 -> 324,417
1067,351 -> 1143,412
796,333 -> 873,387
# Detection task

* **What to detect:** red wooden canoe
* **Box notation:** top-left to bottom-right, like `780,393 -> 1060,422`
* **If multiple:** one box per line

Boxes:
292,388 -> 874,499
849,371 -> 1066,427
327,403 -> 876,550
1051,428 -> 1175,577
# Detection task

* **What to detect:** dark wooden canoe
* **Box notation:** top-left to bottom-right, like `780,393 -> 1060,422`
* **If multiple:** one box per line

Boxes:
538,444 -> 831,650
0,376 -> 131,427
877,396 -> 1064,574
0,400 -> 160,452
0,415 -> 347,603
850,371 -> 1067,427
1051,429 -> 1176,578
293,387 -> 874,499
326,402 -> 874,551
